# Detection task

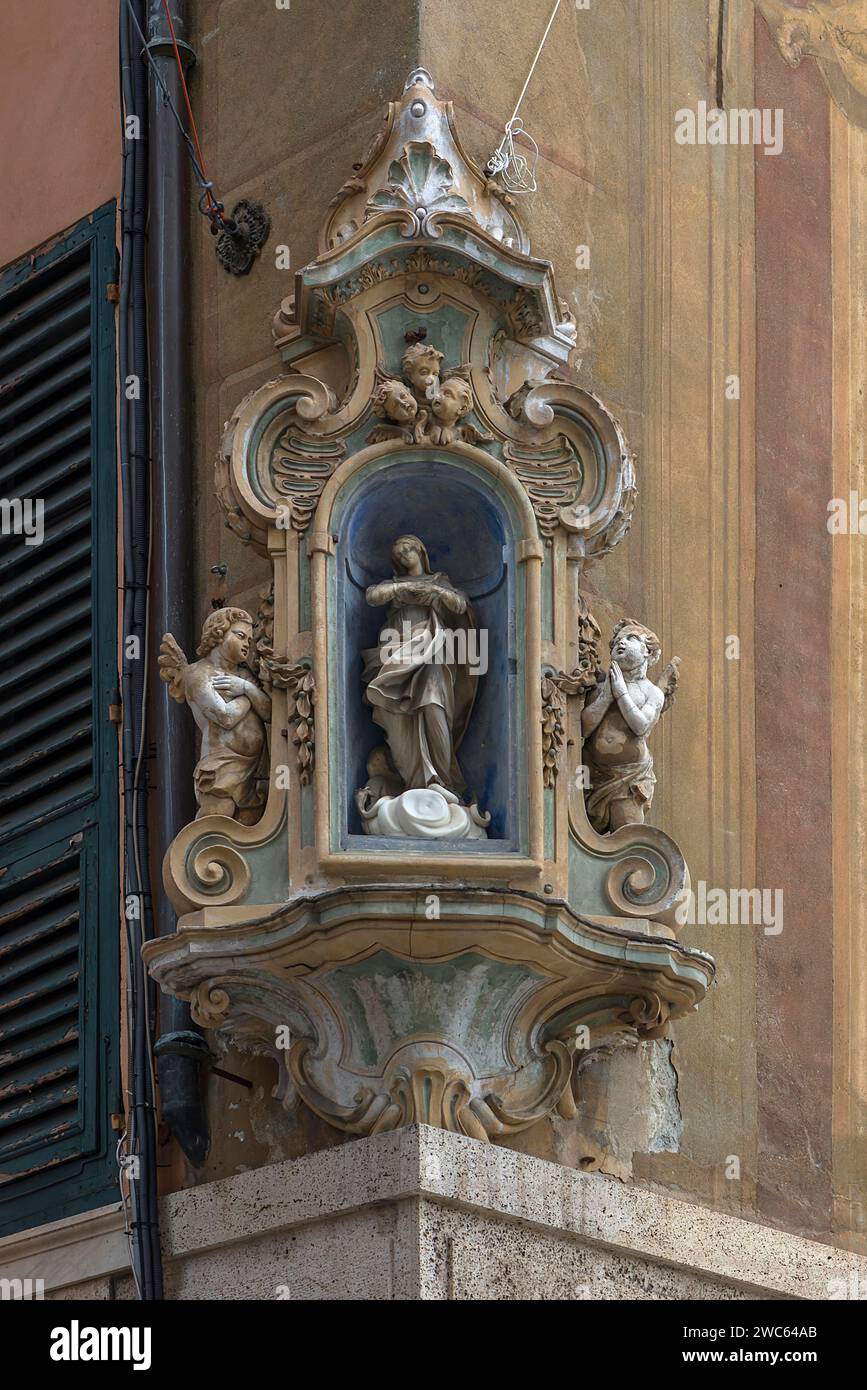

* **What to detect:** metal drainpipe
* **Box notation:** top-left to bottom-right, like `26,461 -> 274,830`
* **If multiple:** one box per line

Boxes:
121,0 -> 163,1302
145,0 -> 210,1168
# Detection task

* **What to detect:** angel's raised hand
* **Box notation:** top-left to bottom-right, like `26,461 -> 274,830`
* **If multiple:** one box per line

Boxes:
609,662 -> 627,698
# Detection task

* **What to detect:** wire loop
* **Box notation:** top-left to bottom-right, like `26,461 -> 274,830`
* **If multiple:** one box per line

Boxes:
490,118 -> 539,195
485,0 -> 561,196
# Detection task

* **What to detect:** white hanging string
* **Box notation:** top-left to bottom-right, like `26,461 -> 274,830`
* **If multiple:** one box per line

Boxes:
486,0 -> 562,194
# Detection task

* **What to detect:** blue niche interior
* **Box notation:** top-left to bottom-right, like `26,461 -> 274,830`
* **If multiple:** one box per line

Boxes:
333,457 -> 523,850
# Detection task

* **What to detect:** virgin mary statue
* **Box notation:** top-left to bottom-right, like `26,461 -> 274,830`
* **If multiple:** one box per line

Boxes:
360,534 -> 479,800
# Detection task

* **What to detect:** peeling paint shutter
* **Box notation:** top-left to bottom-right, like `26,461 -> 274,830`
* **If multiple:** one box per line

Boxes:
0,205 -> 119,1236
0,244 -> 95,835
0,840 -> 84,1165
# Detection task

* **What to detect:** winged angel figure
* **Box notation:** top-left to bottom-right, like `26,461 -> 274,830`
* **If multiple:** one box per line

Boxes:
581,619 -> 680,833
159,608 -> 271,824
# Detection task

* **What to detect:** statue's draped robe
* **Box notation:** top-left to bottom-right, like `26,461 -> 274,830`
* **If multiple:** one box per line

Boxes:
362,575 -> 477,795
193,676 -> 270,815
195,739 -> 267,812
585,757 -> 655,832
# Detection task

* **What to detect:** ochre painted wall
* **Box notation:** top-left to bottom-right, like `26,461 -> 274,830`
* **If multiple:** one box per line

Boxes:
0,0 -> 120,268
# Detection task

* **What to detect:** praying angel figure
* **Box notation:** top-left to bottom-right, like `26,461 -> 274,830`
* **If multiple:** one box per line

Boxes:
581,619 -> 680,833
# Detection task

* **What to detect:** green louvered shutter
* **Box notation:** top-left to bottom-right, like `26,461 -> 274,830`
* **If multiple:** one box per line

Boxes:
0,205 -> 120,1237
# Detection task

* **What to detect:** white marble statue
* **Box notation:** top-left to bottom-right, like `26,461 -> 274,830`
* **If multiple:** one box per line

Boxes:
159,607 -> 271,824
581,619 -> 680,833
356,534 -> 489,839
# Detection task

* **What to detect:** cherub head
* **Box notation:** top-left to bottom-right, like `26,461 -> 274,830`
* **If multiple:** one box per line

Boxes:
366,745 -> 395,779
609,619 -> 661,674
431,376 -> 473,427
372,378 -> 419,424
197,607 -> 254,665
401,342 -> 443,398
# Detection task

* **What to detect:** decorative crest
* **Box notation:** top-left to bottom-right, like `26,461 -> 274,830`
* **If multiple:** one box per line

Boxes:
323,69 -> 527,252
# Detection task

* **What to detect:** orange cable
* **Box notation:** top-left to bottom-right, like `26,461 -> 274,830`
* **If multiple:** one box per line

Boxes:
161,0 -> 221,222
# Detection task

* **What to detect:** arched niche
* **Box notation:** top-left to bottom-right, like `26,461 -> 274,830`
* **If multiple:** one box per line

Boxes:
325,449 -> 532,852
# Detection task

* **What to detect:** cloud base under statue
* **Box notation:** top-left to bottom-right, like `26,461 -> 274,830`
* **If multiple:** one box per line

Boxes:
358,784 -> 490,839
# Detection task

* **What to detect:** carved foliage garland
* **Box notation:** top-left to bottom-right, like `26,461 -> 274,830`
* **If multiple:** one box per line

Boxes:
254,582 -> 315,786
541,598 -> 603,787
267,659 -> 316,786
541,675 -> 568,790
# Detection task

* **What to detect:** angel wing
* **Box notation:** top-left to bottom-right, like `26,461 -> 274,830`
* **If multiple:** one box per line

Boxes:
158,632 -> 189,704
459,422 -> 494,446
656,656 -> 681,714
366,423 -> 412,445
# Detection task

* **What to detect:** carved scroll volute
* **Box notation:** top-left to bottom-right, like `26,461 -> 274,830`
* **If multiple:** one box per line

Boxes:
144,885 -> 714,1144
566,707 -> 690,928
496,379 -> 637,562
216,373 -> 338,551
